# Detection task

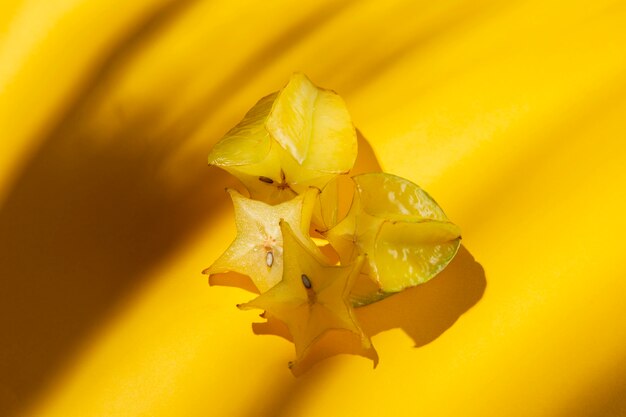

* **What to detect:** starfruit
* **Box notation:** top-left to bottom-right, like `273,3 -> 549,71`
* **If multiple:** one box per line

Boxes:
325,173 -> 462,306
238,221 -> 376,371
207,73 -> 357,205
203,188 -> 319,293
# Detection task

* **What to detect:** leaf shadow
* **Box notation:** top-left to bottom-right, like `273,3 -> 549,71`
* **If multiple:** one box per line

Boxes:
0,1 -> 228,414
0,109 -> 233,417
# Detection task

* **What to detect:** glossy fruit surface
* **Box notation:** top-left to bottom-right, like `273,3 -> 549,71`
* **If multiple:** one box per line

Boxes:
326,173 -> 461,305
238,221 -> 375,373
203,188 -> 318,292
208,73 -> 357,204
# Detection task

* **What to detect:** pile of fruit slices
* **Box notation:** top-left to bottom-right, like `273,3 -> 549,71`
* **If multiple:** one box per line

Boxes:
204,73 -> 461,374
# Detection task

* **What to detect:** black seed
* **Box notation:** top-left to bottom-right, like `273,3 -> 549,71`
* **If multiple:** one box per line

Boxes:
258,176 -> 274,184
301,274 -> 312,289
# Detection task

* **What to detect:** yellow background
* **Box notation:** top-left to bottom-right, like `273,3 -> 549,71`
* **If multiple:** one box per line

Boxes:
1,0 -> 626,416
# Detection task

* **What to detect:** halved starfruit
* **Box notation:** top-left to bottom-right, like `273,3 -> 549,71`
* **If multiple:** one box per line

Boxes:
325,173 -> 462,306
203,188 -> 319,293
208,73 -> 357,204
238,221 -> 376,372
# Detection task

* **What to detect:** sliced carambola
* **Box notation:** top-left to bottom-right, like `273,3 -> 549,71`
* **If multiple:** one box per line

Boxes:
239,221 -> 376,373
203,188 -> 319,293
208,73 -> 357,204
325,173 -> 462,306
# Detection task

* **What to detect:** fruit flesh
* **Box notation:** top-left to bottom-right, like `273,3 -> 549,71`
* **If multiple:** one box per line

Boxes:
238,221 -> 375,371
326,173 -> 461,304
203,188 -> 319,293
375,220 -> 461,292
208,73 -> 357,205
267,73 -> 357,173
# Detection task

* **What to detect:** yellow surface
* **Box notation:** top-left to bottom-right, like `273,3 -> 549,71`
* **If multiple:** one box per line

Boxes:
1,0 -> 626,416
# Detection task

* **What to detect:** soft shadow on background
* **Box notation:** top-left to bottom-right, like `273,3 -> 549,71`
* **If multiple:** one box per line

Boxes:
0,2 -> 225,415
5,0 -> 626,415
0,101 -> 231,416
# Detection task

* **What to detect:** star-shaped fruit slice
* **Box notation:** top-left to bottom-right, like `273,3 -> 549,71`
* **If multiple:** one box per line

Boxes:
325,173 -> 462,306
203,188 -> 319,293
207,73 -> 357,204
238,221 -> 376,371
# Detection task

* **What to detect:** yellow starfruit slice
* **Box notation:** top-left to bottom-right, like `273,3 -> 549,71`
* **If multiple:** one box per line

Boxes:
207,73 -> 357,204
239,221 -> 376,371
203,188 -> 319,293
325,173 -> 462,306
